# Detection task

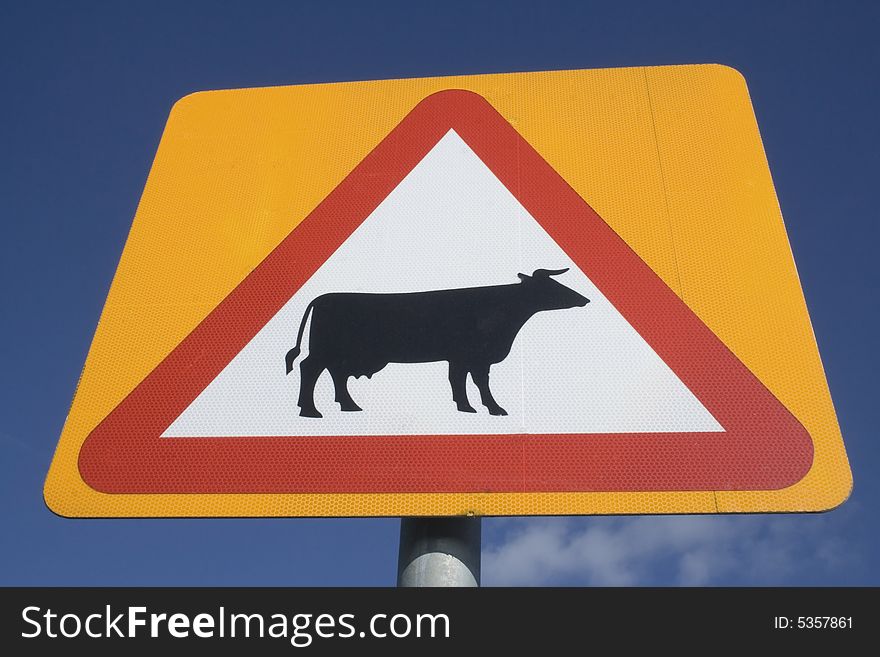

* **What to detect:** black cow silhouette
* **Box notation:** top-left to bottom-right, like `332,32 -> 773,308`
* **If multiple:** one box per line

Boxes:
284,268 -> 589,418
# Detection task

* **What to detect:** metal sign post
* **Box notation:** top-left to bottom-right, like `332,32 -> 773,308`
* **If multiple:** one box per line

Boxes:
397,517 -> 481,587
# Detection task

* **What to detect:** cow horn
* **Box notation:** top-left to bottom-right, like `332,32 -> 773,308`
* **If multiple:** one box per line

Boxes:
532,268 -> 569,278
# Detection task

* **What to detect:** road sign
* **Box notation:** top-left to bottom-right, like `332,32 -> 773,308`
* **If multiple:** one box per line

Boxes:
45,65 -> 851,517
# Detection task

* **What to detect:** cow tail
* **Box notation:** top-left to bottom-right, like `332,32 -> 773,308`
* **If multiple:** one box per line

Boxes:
285,300 -> 315,374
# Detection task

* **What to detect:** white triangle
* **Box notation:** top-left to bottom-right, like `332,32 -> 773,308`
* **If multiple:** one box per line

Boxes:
163,130 -> 722,437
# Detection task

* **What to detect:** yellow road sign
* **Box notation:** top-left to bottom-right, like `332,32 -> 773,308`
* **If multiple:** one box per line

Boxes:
44,65 -> 851,517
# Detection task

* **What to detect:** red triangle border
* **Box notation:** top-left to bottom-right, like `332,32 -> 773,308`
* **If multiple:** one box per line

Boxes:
78,89 -> 813,494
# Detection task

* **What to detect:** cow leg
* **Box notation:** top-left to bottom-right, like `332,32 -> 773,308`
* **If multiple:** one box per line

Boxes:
472,365 -> 507,416
297,355 -> 324,418
448,362 -> 476,413
330,369 -> 362,412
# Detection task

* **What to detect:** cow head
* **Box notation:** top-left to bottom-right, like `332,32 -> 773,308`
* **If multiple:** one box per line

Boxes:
517,268 -> 590,310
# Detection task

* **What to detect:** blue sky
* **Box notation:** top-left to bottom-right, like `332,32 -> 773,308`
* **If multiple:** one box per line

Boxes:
1,0 -> 877,586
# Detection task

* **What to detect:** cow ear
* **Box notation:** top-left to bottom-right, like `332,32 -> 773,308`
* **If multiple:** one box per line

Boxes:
517,273 -> 530,282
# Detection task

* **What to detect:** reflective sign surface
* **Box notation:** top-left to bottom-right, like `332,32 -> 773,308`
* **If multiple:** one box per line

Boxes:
45,66 -> 851,516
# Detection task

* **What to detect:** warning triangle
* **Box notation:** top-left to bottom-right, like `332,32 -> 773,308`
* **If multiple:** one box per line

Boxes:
79,89 -> 812,495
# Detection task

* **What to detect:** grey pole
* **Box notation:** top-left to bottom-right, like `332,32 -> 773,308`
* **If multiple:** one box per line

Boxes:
397,517 -> 482,587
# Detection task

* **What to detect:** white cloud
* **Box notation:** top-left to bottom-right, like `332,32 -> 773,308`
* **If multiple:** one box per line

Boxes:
482,514 -> 854,586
